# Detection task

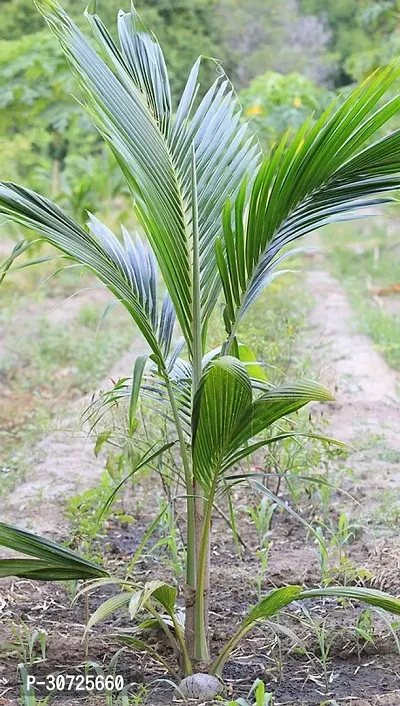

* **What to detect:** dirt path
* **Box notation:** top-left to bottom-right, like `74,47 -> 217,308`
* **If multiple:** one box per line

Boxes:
305,265 -> 400,583
1,260 -> 400,706
306,268 -> 399,429
1,293 -> 148,541
306,267 -> 399,470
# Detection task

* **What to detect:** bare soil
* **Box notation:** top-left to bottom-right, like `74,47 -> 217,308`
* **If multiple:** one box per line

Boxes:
1,265 -> 400,705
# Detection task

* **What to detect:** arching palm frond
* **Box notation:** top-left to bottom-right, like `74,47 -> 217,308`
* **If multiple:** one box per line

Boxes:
87,215 -> 175,357
0,186 -> 170,362
211,585 -> 400,677
33,0 -> 259,349
217,64 -> 400,337
219,380 -> 336,474
192,357 -> 252,495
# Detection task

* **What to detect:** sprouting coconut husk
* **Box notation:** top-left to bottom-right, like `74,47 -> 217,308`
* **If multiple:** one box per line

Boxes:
179,673 -> 222,701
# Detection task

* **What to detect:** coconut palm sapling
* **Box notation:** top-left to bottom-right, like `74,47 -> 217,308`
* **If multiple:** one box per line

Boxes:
2,0 -> 400,693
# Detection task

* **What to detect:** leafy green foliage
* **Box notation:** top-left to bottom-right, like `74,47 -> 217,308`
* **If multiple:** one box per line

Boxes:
225,679 -> 275,706
345,1 -> 400,81
0,0 -> 223,201
211,585 -> 400,676
217,0 -> 333,87
0,28 -> 95,194
1,0 -> 397,207
241,71 -> 334,148
300,0 -> 400,85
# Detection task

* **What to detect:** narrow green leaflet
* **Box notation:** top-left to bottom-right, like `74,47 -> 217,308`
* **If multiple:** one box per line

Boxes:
87,592 -> 133,631
225,380 -> 334,456
243,586 -> 303,626
152,583 -> 178,616
0,522 -> 108,580
237,343 -> 268,381
221,430 -> 346,473
128,580 -> 177,620
299,586 -> 400,616
211,585 -> 302,675
99,441 -> 175,519
0,560 -> 101,581
128,354 -> 148,436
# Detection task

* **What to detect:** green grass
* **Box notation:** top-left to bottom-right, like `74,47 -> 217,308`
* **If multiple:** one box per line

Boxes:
372,489 -> 400,530
1,261 -> 312,505
238,274 -> 312,379
322,219 -> 400,370
65,472 -> 119,564
2,307 -> 132,392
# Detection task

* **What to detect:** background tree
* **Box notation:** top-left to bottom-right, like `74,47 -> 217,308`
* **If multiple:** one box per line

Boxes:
0,30 -> 92,194
0,0 -> 224,200
217,0 -> 335,87
1,0 -> 399,201
299,0 -> 400,85
345,1 -> 400,81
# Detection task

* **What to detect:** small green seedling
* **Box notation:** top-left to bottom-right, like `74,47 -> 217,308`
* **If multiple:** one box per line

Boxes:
4,621 -> 47,665
225,679 -> 274,705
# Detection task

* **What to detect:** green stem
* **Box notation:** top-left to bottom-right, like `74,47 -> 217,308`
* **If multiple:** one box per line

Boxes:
125,505 -> 168,579
210,624 -> 251,676
83,588 -> 89,658
165,376 -> 195,588
190,143 -> 208,661
225,485 -> 243,559
194,475 -> 218,662
214,500 -> 247,552
145,600 -> 180,657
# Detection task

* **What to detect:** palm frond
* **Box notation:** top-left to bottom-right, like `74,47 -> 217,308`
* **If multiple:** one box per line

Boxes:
211,584 -> 400,676
88,216 -> 175,356
0,186 -> 172,363
193,372 -> 334,494
33,0 -> 259,349
83,351 -> 192,439
226,380 -> 334,453
217,64 -> 400,335
221,430 -> 345,473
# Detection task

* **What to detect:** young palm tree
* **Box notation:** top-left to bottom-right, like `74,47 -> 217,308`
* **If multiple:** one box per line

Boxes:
2,0 -> 400,692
